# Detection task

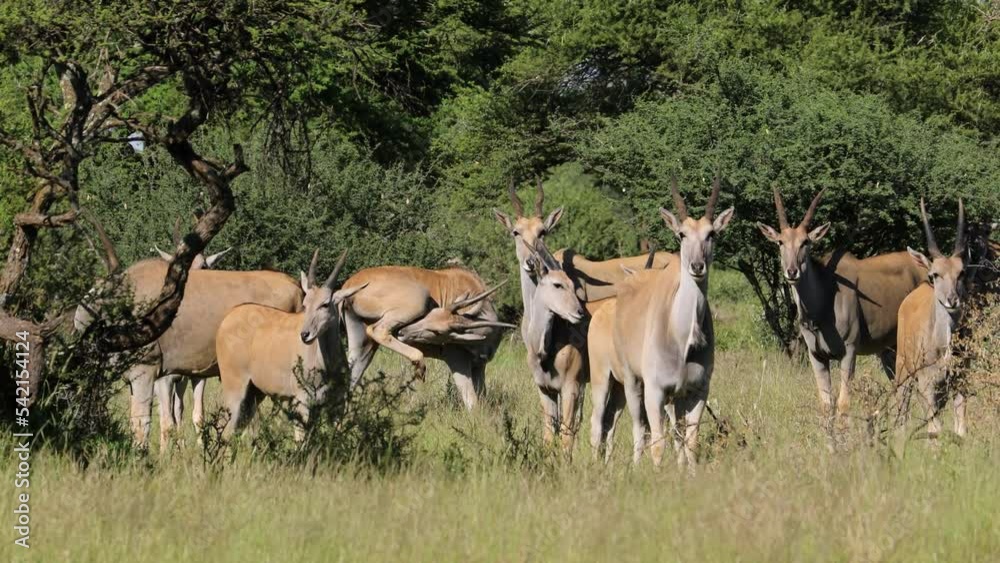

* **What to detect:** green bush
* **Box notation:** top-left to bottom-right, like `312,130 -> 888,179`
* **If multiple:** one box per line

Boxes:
576,61 -> 1000,346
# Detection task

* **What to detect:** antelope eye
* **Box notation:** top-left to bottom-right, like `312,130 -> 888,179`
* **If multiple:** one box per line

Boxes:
512,230 -> 521,237
706,231 -> 716,240
553,282 -> 564,289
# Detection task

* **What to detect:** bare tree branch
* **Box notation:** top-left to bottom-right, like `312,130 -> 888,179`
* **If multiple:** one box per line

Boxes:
13,210 -> 78,227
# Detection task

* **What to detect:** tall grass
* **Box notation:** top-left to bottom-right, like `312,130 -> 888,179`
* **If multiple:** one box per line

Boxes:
2,271 -> 998,562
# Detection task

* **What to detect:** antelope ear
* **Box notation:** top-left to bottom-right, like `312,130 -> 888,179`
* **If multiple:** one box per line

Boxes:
299,271 -> 310,293
907,247 -> 932,271
808,223 -> 831,242
492,208 -> 512,230
333,282 -> 368,303
660,208 -> 682,235
544,207 -> 564,231
756,222 -> 780,242
714,207 -> 736,232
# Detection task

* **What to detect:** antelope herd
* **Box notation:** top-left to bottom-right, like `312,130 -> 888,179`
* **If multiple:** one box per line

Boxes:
74,175 -> 995,466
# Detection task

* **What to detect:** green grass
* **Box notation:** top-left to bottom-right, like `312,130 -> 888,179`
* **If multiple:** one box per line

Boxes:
3,272 -> 999,562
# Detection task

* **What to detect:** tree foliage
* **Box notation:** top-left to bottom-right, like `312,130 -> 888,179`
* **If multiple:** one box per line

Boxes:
2,0 -> 1000,370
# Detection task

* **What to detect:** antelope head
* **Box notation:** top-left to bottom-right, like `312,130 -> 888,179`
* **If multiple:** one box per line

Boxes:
298,250 -> 366,344
660,174 -> 735,283
757,187 -> 830,282
529,239 -> 585,324
397,283 -> 517,344
908,198 -> 967,314
493,178 -> 564,275
154,217 -> 231,270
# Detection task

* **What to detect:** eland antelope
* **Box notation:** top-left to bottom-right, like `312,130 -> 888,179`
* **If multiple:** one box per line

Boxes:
151,218 -> 232,445
216,250 -> 365,440
340,265 -> 513,410
74,244 -> 302,450
520,239 -> 588,452
894,199 -> 969,443
757,188 -> 926,427
588,251 -> 663,462
596,176 -> 734,467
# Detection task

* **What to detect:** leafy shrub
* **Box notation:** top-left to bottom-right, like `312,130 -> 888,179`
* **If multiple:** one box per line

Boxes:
200,363 -> 425,473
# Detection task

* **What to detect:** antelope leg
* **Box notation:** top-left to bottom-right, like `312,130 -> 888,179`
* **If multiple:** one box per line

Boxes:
559,378 -> 582,456
443,348 -> 477,410
366,323 -> 426,380
154,375 -> 178,453
920,375 -> 945,439
676,386 -> 709,469
172,376 -> 188,428
191,378 -> 206,432
536,387 -> 559,445
344,309 -> 377,386
623,373 -> 645,464
221,374 -> 251,441
127,363 -> 158,449
836,347 -> 858,424
807,352 -> 835,447
589,364 -> 612,457
603,383 -> 626,463
644,384 -> 667,467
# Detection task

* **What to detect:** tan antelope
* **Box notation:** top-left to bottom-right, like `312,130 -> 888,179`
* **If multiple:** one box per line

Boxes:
592,177 -> 734,467
757,188 -> 926,426
74,249 -> 302,450
216,250 -> 365,440
519,239 -> 588,451
587,252 -> 663,461
894,199 -> 968,444
339,265 -> 514,409
151,219 -> 232,443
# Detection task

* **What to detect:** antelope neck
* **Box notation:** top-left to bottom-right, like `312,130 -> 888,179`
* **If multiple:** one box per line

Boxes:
518,266 -> 537,314
304,322 -> 343,382
790,259 -> 828,326
666,269 -> 709,352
